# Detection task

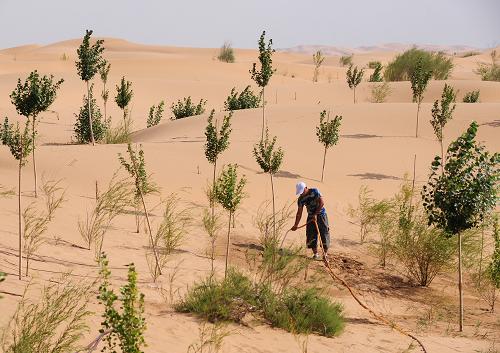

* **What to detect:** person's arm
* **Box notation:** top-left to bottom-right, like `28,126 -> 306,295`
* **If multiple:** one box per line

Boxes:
291,205 -> 304,231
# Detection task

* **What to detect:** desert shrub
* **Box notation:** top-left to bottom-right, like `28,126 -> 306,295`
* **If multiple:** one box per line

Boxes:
74,85 -> 107,143
146,100 -> 165,127
461,51 -> 479,58
462,90 -> 480,103
98,254 -> 147,352
339,54 -> 353,67
261,287 -> 344,337
368,61 -> 381,69
224,86 -> 261,111
171,97 -> 207,120
370,82 -> 392,103
368,62 -> 384,82
475,50 -> 500,81
1,276 -> 92,353
218,42 -> 235,63
384,48 -> 453,81
176,269 -> 256,323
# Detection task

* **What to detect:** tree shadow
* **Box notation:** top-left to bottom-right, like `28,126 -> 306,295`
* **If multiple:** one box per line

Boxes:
481,120 -> 500,128
348,173 -> 401,181
342,134 -> 380,139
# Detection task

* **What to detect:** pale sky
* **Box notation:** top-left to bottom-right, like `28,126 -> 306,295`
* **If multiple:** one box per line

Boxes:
0,0 -> 498,49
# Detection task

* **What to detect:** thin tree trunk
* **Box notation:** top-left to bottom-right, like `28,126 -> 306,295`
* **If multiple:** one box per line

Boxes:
224,211 -> 232,279
415,101 -> 421,138
270,173 -> 276,237
261,87 -> 265,140
353,88 -> 356,104
321,145 -> 327,182
211,158 -> 217,218
135,203 -> 140,233
18,137 -> 23,280
87,81 -> 95,146
458,232 -> 464,332
440,138 -> 445,174
103,82 -> 107,122
31,116 -> 37,197
478,228 -> 484,287
123,108 -> 126,124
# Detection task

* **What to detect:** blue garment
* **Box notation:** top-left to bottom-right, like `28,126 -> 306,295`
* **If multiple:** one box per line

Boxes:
297,188 -> 326,216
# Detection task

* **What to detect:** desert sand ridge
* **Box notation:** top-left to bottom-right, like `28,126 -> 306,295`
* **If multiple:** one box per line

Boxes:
0,37 -> 499,352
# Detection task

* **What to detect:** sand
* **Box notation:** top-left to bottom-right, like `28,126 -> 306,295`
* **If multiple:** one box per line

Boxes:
0,38 -> 499,352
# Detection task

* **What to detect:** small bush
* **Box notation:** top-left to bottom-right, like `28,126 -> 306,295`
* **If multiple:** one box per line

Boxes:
339,54 -> 353,67
368,61 -> 381,69
171,97 -> 207,120
224,86 -> 261,111
462,90 -> 480,103
370,82 -> 392,103
146,100 -> 165,128
262,287 -> 344,337
176,269 -> 256,323
475,50 -> 500,81
384,48 -> 453,81
74,85 -> 107,143
461,51 -> 479,58
218,42 -> 235,63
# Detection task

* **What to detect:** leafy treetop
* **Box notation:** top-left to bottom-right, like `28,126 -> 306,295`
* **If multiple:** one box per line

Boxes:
76,29 -> 105,82
204,110 -> 232,165
250,31 -> 275,88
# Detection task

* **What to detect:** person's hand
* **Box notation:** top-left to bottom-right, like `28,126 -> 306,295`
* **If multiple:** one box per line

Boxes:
291,225 -> 298,231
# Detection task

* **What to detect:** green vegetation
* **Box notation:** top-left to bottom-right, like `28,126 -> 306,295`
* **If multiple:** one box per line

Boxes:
384,48 -> 453,81
76,29 -> 106,145
422,121 -> 500,331
346,65 -> 364,103
217,42 -> 235,63
205,109 -> 232,216
177,269 -> 344,337
316,110 -> 342,182
171,96 -> 207,120
98,254 -> 147,352
103,115 -> 132,144
10,70 -> 63,197
213,164 -> 246,278
99,60 -> 111,121
146,100 -> 165,127
430,83 -> 457,167
368,62 -> 383,82
74,85 -> 107,143
339,54 -> 353,67
410,58 -> 432,137
115,76 -> 133,123
462,90 -> 480,103
253,129 -> 284,236
368,61 -> 381,69
312,50 -> 325,82
224,86 -> 261,111
250,30 -> 275,139
475,50 -> 500,81
370,82 -> 392,103
1,276 -> 92,353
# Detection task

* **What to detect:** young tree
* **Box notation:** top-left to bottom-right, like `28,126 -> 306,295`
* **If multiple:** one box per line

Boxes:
119,143 -> 162,278
74,85 -> 107,143
346,65 -> 364,103
98,254 -> 146,352
369,62 -> 384,82
422,121 -> 499,331
146,100 -> 165,128
253,129 -> 284,237
410,58 -> 432,138
316,110 -> 342,182
430,83 -> 457,170
312,50 -> 325,83
250,31 -> 275,140
204,109 -> 232,216
76,29 -> 105,146
115,76 -> 133,123
213,164 -> 246,278
99,60 -> 111,122
488,215 -> 500,312
10,70 -> 63,197
4,122 -> 32,280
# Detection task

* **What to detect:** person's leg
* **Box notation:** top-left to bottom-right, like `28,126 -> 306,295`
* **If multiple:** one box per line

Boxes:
306,220 -> 319,258
318,213 -> 331,258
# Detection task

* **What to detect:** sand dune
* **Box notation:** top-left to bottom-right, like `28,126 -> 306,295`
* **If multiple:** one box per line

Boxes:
0,38 -> 499,353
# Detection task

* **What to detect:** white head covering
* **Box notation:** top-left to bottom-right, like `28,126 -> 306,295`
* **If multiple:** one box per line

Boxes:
295,182 -> 306,195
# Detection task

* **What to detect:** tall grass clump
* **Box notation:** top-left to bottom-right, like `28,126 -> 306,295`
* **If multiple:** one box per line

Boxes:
339,54 -> 353,67
217,42 -> 235,63
103,115 -> 132,144
370,82 -> 392,103
171,97 -> 207,120
475,50 -> 500,81
385,48 -> 453,81
1,276 -> 92,353
462,90 -> 480,103
224,86 -> 261,111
